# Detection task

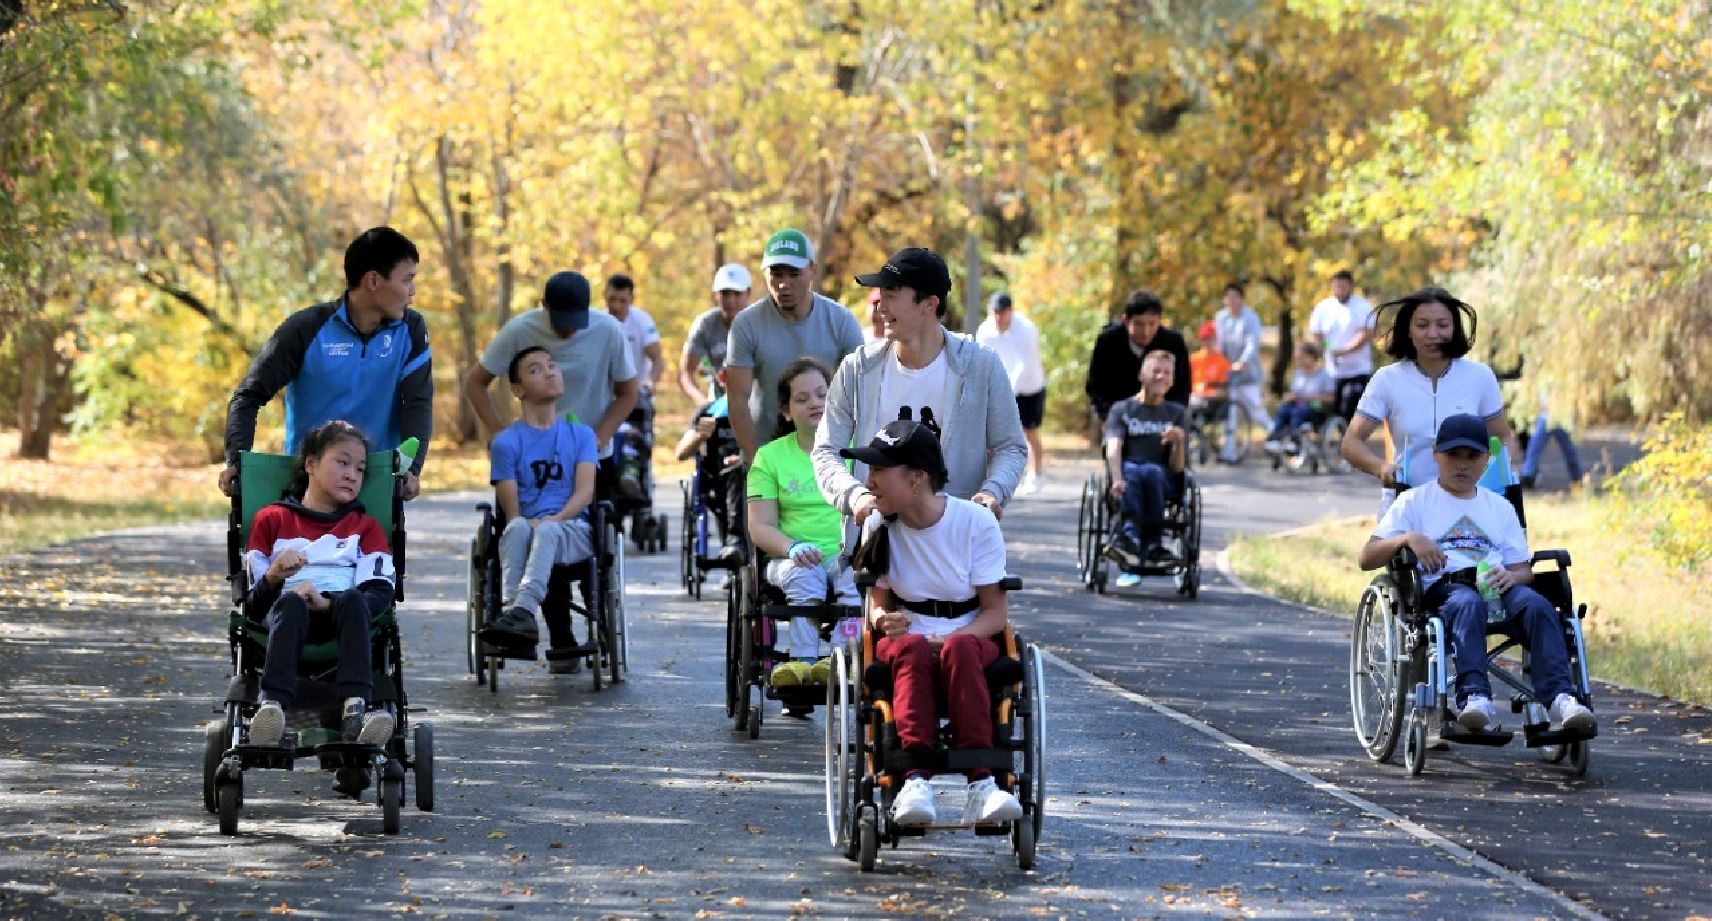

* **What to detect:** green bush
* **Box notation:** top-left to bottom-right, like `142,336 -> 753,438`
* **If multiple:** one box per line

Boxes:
1605,414 -> 1712,571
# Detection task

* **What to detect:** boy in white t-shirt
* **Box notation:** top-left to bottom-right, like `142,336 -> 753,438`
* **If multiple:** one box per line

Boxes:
1359,415 -> 1594,733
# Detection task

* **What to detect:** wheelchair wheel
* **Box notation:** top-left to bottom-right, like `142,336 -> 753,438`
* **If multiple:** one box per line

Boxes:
1284,427 -> 1318,475
1568,740 -> 1590,777
1402,711 -> 1428,776
201,720 -> 225,813
216,769 -> 242,836
1013,814 -> 1037,871
1321,417 -> 1351,475
413,722 -> 434,812
1175,481 -> 1202,599
824,647 -> 858,849
1351,577 -> 1408,763
606,532 -> 628,684
1021,644 -> 1047,844
856,807 -> 879,872
380,762 -> 404,835
724,579 -> 743,721
1075,476 -> 1096,587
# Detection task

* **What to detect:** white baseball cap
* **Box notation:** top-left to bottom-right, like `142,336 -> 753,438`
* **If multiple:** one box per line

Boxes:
712,263 -> 753,292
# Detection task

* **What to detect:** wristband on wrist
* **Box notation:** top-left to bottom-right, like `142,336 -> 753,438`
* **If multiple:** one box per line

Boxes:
787,540 -> 813,559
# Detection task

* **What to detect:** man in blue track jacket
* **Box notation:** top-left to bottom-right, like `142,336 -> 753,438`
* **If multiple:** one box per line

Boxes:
221,227 -> 433,500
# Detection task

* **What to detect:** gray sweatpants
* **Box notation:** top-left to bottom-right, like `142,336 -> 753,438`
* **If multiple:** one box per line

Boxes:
500,518 -> 594,615
764,558 -> 859,658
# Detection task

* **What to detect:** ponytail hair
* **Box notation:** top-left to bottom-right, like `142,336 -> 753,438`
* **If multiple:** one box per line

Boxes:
288,420 -> 371,499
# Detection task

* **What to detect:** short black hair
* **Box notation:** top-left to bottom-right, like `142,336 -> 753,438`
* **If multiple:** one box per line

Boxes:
1376,285 -> 1477,361
344,227 -> 419,289
508,345 -> 552,384
606,273 -> 635,293
1122,289 -> 1163,318
289,420 -> 371,499
1331,270 -> 1354,284
1225,282 -> 1245,297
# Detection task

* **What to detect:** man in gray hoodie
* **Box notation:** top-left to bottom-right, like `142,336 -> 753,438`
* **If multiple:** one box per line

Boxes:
813,247 -> 1027,523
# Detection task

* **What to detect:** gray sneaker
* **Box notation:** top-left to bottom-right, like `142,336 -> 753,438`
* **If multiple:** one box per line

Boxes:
249,700 -> 285,747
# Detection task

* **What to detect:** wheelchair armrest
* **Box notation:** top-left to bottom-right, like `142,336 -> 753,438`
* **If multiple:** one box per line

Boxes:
854,570 -> 878,589
476,501 -> 492,513
1389,545 -> 1419,572
1531,549 -> 1572,569
1000,575 -> 1023,592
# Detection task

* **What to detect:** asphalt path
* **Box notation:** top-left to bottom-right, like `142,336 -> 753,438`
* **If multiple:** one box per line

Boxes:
0,449 -> 1696,920
1008,456 -> 1711,920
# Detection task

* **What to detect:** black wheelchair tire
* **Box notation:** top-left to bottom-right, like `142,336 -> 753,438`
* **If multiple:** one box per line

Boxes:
216,774 -> 241,836
857,809 -> 878,872
1351,578 -> 1407,763
202,720 -> 223,813
1014,813 -> 1037,870
724,581 -> 742,721
1402,711 -> 1427,776
1568,740 -> 1590,777
380,771 -> 403,835
413,723 -> 434,812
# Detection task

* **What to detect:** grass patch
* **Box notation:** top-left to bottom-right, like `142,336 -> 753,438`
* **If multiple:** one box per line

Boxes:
1228,493 -> 1712,706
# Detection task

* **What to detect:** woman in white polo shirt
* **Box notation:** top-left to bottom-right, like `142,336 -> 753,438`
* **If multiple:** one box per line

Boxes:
1340,285 -> 1522,499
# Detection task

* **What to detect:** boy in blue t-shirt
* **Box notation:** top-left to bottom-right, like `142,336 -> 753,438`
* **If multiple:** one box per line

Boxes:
479,346 -> 600,657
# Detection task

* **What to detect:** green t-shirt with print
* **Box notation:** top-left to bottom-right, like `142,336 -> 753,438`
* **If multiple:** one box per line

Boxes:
748,434 -> 845,560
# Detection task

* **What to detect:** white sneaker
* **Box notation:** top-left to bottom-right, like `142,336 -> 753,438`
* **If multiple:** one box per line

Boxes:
965,777 -> 1023,824
890,775 -> 936,825
1550,693 -> 1595,730
1263,439 -> 1284,454
249,700 -> 285,747
358,708 -> 396,746
1017,475 -> 1041,497
1457,695 -> 1497,730
1114,572 -> 1142,589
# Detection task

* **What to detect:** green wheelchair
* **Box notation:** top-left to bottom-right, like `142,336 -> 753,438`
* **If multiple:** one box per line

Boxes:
201,450 -> 434,835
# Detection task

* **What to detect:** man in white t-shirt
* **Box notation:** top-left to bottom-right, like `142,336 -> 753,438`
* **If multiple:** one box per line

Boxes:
975,292 -> 1047,495
1359,414 -> 1594,733
1307,270 -> 1374,419
813,248 -> 1026,523
679,263 -> 751,405
605,273 -> 663,497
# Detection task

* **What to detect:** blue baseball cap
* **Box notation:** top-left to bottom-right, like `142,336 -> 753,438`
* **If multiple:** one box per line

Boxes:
1434,414 -> 1490,453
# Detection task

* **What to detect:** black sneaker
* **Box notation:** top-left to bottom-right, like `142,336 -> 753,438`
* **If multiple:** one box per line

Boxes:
1104,534 -> 1143,568
479,606 -> 540,646
332,767 -> 371,798
1146,543 -> 1177,565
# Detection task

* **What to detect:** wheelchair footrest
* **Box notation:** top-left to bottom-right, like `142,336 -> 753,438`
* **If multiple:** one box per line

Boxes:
1439,723 -> 1515,746
767,685 -> 825,707
1522,723 -> 1598,748
545,643 -> 598,661
231,745 -> 296,770
882,748 -> 1015,775
480,642 -> 539,661
696,556 -> 740,570
313,741 -> 381,768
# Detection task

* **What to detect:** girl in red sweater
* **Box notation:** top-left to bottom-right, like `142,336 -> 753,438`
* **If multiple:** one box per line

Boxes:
243,421 -> 396,771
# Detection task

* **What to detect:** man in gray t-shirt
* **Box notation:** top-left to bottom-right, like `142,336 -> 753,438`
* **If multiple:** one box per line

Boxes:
679,262 -> 751,406
725,228 -> 865,461
464,271 -> 638,460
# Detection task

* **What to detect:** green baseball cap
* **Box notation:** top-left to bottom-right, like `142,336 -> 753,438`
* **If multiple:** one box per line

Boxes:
761,228 -> 815,269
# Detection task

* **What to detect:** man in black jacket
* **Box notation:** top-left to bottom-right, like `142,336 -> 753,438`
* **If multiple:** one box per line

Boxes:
221,227 -> 432,500
1084,289 -> 1191,425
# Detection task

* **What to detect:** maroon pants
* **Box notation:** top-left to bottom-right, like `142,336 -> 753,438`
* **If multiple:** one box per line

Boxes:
876,632 -> 1001,775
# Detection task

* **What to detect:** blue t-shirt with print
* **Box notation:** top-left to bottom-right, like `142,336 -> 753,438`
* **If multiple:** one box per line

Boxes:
490,419 -> 599,519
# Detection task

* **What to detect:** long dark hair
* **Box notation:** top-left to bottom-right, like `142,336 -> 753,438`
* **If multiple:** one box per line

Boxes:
287,420 -> 371,500
772,356 -> 832,438
1375,285 -> 1478,361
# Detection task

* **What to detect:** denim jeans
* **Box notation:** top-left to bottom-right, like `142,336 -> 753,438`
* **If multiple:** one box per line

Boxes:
1267,401 -> 1318,439
1119,460 -> 1178,547
1521,412 -> 1583,481
1430,581 -> 1573,706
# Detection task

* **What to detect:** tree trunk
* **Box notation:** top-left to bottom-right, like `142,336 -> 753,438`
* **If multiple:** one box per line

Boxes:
14,316 -> 70,460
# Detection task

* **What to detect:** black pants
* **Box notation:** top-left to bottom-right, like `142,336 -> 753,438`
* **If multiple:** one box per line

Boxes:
260,589 -> 375,708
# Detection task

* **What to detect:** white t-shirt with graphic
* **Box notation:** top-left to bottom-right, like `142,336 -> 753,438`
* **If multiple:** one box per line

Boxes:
1372,481 -> 1529,588
876,496 -> 1008,636
612,306 -> 661,387
1308,295 -> 1375,378
875,345 -> 951,438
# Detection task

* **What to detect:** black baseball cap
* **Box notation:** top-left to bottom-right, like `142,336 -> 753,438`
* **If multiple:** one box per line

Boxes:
854,247 -> 952,301
544,271 -> 591,331
840,420 -> 947,478
1434,414 -> 1491,454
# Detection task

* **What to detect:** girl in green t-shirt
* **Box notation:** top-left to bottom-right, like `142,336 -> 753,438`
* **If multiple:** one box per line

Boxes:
747,358 -> 859,689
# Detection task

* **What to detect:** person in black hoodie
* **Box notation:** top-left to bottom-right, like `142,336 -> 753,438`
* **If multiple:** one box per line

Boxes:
241,421 -> 396,795
1084,289 -> 1192,427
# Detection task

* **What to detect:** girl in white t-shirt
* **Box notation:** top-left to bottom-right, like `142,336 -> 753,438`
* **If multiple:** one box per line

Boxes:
840,419 -> 1023,828
1340,286 -> 1522,501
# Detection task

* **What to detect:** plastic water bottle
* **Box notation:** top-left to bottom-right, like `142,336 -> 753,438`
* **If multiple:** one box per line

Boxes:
1475,558 -> 1504,623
